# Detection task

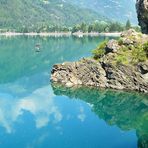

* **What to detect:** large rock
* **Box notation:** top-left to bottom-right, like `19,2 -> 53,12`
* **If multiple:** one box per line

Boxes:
51,58 -> 107,88
51,58 -> 148,93
121,29 -> 148,44
51,30 -> 148,93
136,0 -> 148,34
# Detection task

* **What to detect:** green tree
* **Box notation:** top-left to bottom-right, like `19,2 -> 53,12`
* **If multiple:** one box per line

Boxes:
80,22 -> 88,33
125,20 -> 131,30
88,24 -> 94,33
72,24 -> 81,33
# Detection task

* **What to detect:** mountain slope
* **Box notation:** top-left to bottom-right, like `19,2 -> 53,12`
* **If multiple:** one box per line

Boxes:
65,0 -> 137,24
0,0 -> 107,29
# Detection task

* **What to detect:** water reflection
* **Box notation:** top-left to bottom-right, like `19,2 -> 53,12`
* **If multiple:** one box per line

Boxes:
0,36 -> 114,84
52,83 -> 148,148
0,35 -> 112,135
0,35 -> 138,148
0,86 -> 62,134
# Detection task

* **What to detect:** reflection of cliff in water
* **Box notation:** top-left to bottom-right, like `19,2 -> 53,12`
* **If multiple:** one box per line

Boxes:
52,84 -> 148,148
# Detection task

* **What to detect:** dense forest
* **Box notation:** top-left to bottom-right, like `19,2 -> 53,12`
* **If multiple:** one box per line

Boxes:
71,20 -> 140,33
0,0 -> 139,33
0,0 -> 106,30
0,20 -> 140,33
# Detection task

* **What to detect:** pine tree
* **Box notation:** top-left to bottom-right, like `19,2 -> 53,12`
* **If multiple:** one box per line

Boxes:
125,20 -> 131,30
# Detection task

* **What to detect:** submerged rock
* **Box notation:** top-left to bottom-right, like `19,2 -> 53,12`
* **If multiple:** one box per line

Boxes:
136,0 -> 148,34
51,30 -> 148,93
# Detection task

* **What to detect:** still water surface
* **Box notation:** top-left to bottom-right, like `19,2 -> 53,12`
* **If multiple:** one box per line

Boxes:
0,36 -> 147,148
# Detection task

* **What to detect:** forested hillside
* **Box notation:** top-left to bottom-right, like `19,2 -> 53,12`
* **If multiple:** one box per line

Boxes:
66,0 -> 137,24
0,0 -> 106,31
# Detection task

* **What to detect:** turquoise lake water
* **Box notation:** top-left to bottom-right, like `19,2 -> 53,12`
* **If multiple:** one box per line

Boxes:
0,36 -> 147,148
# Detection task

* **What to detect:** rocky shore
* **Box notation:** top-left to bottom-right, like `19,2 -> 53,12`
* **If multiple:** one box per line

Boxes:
51,29 -> 148,93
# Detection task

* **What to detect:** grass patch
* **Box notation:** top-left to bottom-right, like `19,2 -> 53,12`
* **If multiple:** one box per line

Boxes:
92,40 -> 108,60
131,44 -> 147,64
92,37 -> 148,65
143,42 -> 148,57
115,55 -> 129,65
118,38 -> 123,45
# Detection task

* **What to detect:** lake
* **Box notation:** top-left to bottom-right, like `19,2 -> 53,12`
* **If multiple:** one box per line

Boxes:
0,36 -> 147,148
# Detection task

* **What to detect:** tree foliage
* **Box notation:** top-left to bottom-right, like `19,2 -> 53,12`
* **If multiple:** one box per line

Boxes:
125,20 -> 131,30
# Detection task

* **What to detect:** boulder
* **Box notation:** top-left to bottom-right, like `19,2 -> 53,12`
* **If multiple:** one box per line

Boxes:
105,39 -> 120,53
121,29 -> 137,37
51,58 -> 148,93
136,0 -> 148,34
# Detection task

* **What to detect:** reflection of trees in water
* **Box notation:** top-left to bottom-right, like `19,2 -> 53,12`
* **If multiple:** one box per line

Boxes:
52,83 -> 148,148
137,131 -> 148,148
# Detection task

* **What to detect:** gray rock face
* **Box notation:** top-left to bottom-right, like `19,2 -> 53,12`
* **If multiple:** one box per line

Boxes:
136,0 -> 148,34
51,58 -> 148,93
105,39 -> 119,53
51,58 -> 107,88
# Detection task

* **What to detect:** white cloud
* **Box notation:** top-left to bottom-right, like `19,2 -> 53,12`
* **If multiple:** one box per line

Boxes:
0,86 -> 62,133
77,106 -> 86,122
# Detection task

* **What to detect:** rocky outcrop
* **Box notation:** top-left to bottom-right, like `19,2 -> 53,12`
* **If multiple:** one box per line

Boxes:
51,30 -> 148,93
136,0 -> 148,34
51,58 -> 148,93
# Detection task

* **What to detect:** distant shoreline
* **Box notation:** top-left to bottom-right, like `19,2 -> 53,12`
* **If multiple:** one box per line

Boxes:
0,32 -> 121,37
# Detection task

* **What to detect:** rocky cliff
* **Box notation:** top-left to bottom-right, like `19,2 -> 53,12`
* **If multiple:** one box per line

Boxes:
136,0 -> 148,34
51,30 -> 148,93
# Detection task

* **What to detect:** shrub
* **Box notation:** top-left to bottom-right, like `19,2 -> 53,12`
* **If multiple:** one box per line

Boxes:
131,45 -> 147,64
92,48 -> 105,59
98,40 -> 108,49
119,46 -> 129,52
92,40 -> 108,59
118,38 -> 123,45
143,42 -> 148,57
115,55 -> 128,65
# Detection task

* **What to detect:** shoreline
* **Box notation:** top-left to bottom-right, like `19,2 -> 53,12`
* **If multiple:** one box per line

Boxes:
0,32 -> 121,37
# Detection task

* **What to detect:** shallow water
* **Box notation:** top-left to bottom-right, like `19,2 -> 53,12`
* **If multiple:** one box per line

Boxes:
0,36 -> 147,148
